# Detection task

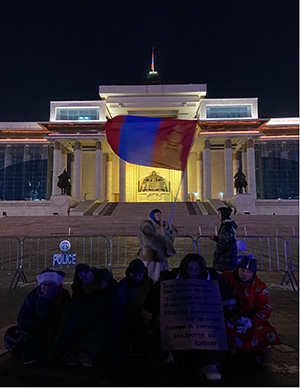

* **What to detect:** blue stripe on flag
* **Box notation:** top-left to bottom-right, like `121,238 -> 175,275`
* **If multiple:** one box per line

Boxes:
118,116 -> 161,166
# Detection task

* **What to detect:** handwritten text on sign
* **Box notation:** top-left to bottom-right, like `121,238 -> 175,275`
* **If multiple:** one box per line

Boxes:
160,279 -> 227,351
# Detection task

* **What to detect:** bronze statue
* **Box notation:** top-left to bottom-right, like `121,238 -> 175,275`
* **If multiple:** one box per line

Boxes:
139,171 -> 168,192
234,168 -> 248,194
57,169 -> 71,195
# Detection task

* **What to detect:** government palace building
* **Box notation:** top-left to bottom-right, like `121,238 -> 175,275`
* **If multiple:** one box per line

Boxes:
0,83 -> 298,216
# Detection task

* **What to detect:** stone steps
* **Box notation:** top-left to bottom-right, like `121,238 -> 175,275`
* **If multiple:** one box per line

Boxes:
0,202 -> 298,238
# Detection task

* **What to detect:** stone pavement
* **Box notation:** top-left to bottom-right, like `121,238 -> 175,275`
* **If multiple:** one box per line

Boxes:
0,270 -> 298,387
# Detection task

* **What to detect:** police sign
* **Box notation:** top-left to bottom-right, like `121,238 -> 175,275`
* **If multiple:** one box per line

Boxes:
59,240 -> 71,252
53,253 -> 76,266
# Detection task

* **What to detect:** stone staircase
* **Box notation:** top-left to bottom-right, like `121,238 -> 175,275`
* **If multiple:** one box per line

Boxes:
0,202 -> 298,238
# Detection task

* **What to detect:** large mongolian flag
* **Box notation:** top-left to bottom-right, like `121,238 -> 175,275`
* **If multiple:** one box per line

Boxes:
105,115 -> 199,171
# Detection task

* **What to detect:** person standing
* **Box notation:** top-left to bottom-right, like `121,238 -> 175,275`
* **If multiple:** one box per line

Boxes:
210,207 -> 238,271
138,208 -> 177,281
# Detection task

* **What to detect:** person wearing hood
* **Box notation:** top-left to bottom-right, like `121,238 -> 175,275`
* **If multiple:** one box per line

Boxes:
4,269 -> 71,365
119,259 -> 154,355
222,256 -> 281,365
142,253 -> 235,382
138,208 -> 178,281
56,265 -> 123,369
210,206 -> 238,271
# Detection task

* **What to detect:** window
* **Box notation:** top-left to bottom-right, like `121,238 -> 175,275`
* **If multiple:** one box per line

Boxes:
206,105 -> 251,118
56,108 -> 99,121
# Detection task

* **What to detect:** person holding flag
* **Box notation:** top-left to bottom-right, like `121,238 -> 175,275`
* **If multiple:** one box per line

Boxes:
105,115 -> 199,280
137,208 -> 177,281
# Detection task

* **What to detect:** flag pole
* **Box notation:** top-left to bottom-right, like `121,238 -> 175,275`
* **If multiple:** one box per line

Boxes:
166,170 -> 186,232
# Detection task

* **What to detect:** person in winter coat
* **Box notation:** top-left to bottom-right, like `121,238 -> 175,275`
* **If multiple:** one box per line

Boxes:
56,264 -> 124,368
210,207 -> 238,271
222,255 -> 281,364
138,208 -> 177,281
118,259 -> 154,355
142,253 -> 235,382
4,269 -> 71,365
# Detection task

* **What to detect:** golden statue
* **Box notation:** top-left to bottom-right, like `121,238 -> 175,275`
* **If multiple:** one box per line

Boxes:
139,171 -> 168,192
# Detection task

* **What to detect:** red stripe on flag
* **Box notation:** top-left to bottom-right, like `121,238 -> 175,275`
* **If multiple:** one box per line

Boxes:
152,119 -> 197,171
105,116 -> 125,155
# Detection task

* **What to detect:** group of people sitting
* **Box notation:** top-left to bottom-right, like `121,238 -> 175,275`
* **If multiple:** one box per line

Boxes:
4,250 -> 280,382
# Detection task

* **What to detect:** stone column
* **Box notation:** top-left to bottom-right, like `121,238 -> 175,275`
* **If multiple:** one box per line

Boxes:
60,145 -> 66,172
95,141 -> 103,200
23,145 -> 31,163
106,154 -> 112,201
233,151 -> 240,175
247,138 -> 256,197
225,139 -> 234,198
280,142 -> 288,198
242,143 -> 247,177
70,154 -> 75,196
196,152 -> 203,200
4,145 -> 13,168
42,145 -> 48,160
52,141 -> 61,195
119,158 -> 126,202
73,141 -> 82,199
4,145 -> 13,199
203,139 -> 211,200
180,169 -> 188,202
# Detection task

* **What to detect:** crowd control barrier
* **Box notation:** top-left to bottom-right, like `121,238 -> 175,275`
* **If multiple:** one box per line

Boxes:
108,235 -> 196,271
1,234 -> 298,290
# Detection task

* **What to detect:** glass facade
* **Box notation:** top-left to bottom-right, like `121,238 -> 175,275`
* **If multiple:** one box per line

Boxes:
56,108 -> 99,121
207,105 -> 251,118
255,141 -> 299,199
0,145 -> 48,200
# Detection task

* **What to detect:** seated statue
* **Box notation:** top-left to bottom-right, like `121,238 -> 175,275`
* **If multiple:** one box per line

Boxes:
139,171 -> 168,192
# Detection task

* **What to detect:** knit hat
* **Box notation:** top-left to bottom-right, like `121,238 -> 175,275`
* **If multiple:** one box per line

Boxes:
239,255 -> 257,274
37,269 -> 65,286
127,259 -> 146,274
217,207 -> 232,220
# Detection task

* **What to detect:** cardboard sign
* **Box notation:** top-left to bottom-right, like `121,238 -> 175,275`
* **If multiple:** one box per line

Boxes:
53,253 -> 76,266
160,278 -> 228,351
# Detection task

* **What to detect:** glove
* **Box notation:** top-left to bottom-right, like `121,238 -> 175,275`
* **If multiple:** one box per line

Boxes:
236,317 -> 252,333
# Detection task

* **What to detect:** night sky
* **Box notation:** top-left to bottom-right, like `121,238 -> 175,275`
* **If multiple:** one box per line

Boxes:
0,0 -> 298,122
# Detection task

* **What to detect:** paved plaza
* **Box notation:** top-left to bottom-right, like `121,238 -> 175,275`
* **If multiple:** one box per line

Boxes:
0,209 -> 298,386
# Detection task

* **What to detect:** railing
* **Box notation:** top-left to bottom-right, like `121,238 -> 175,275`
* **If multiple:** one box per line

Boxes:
2,234 -> 298,290
108,235 -> 196,270
21,235 -> 109,270
283,236 -> 299,289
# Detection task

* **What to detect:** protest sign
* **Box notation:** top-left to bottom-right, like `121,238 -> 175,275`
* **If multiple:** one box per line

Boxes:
160,278 -> 228,351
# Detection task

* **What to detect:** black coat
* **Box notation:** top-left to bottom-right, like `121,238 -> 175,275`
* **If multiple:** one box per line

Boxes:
213,219 -> 238,271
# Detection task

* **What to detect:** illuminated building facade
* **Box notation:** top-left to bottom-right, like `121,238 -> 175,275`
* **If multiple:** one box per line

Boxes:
0,84 -> 298,208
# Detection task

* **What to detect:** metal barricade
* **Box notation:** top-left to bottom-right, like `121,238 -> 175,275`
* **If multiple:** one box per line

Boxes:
196,235 -> 289,273
284,236 -> 299,290
0,237 -> 21,271
22,235 -> 108,271
108,234 -> 196,278
195,235 -> 215,266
